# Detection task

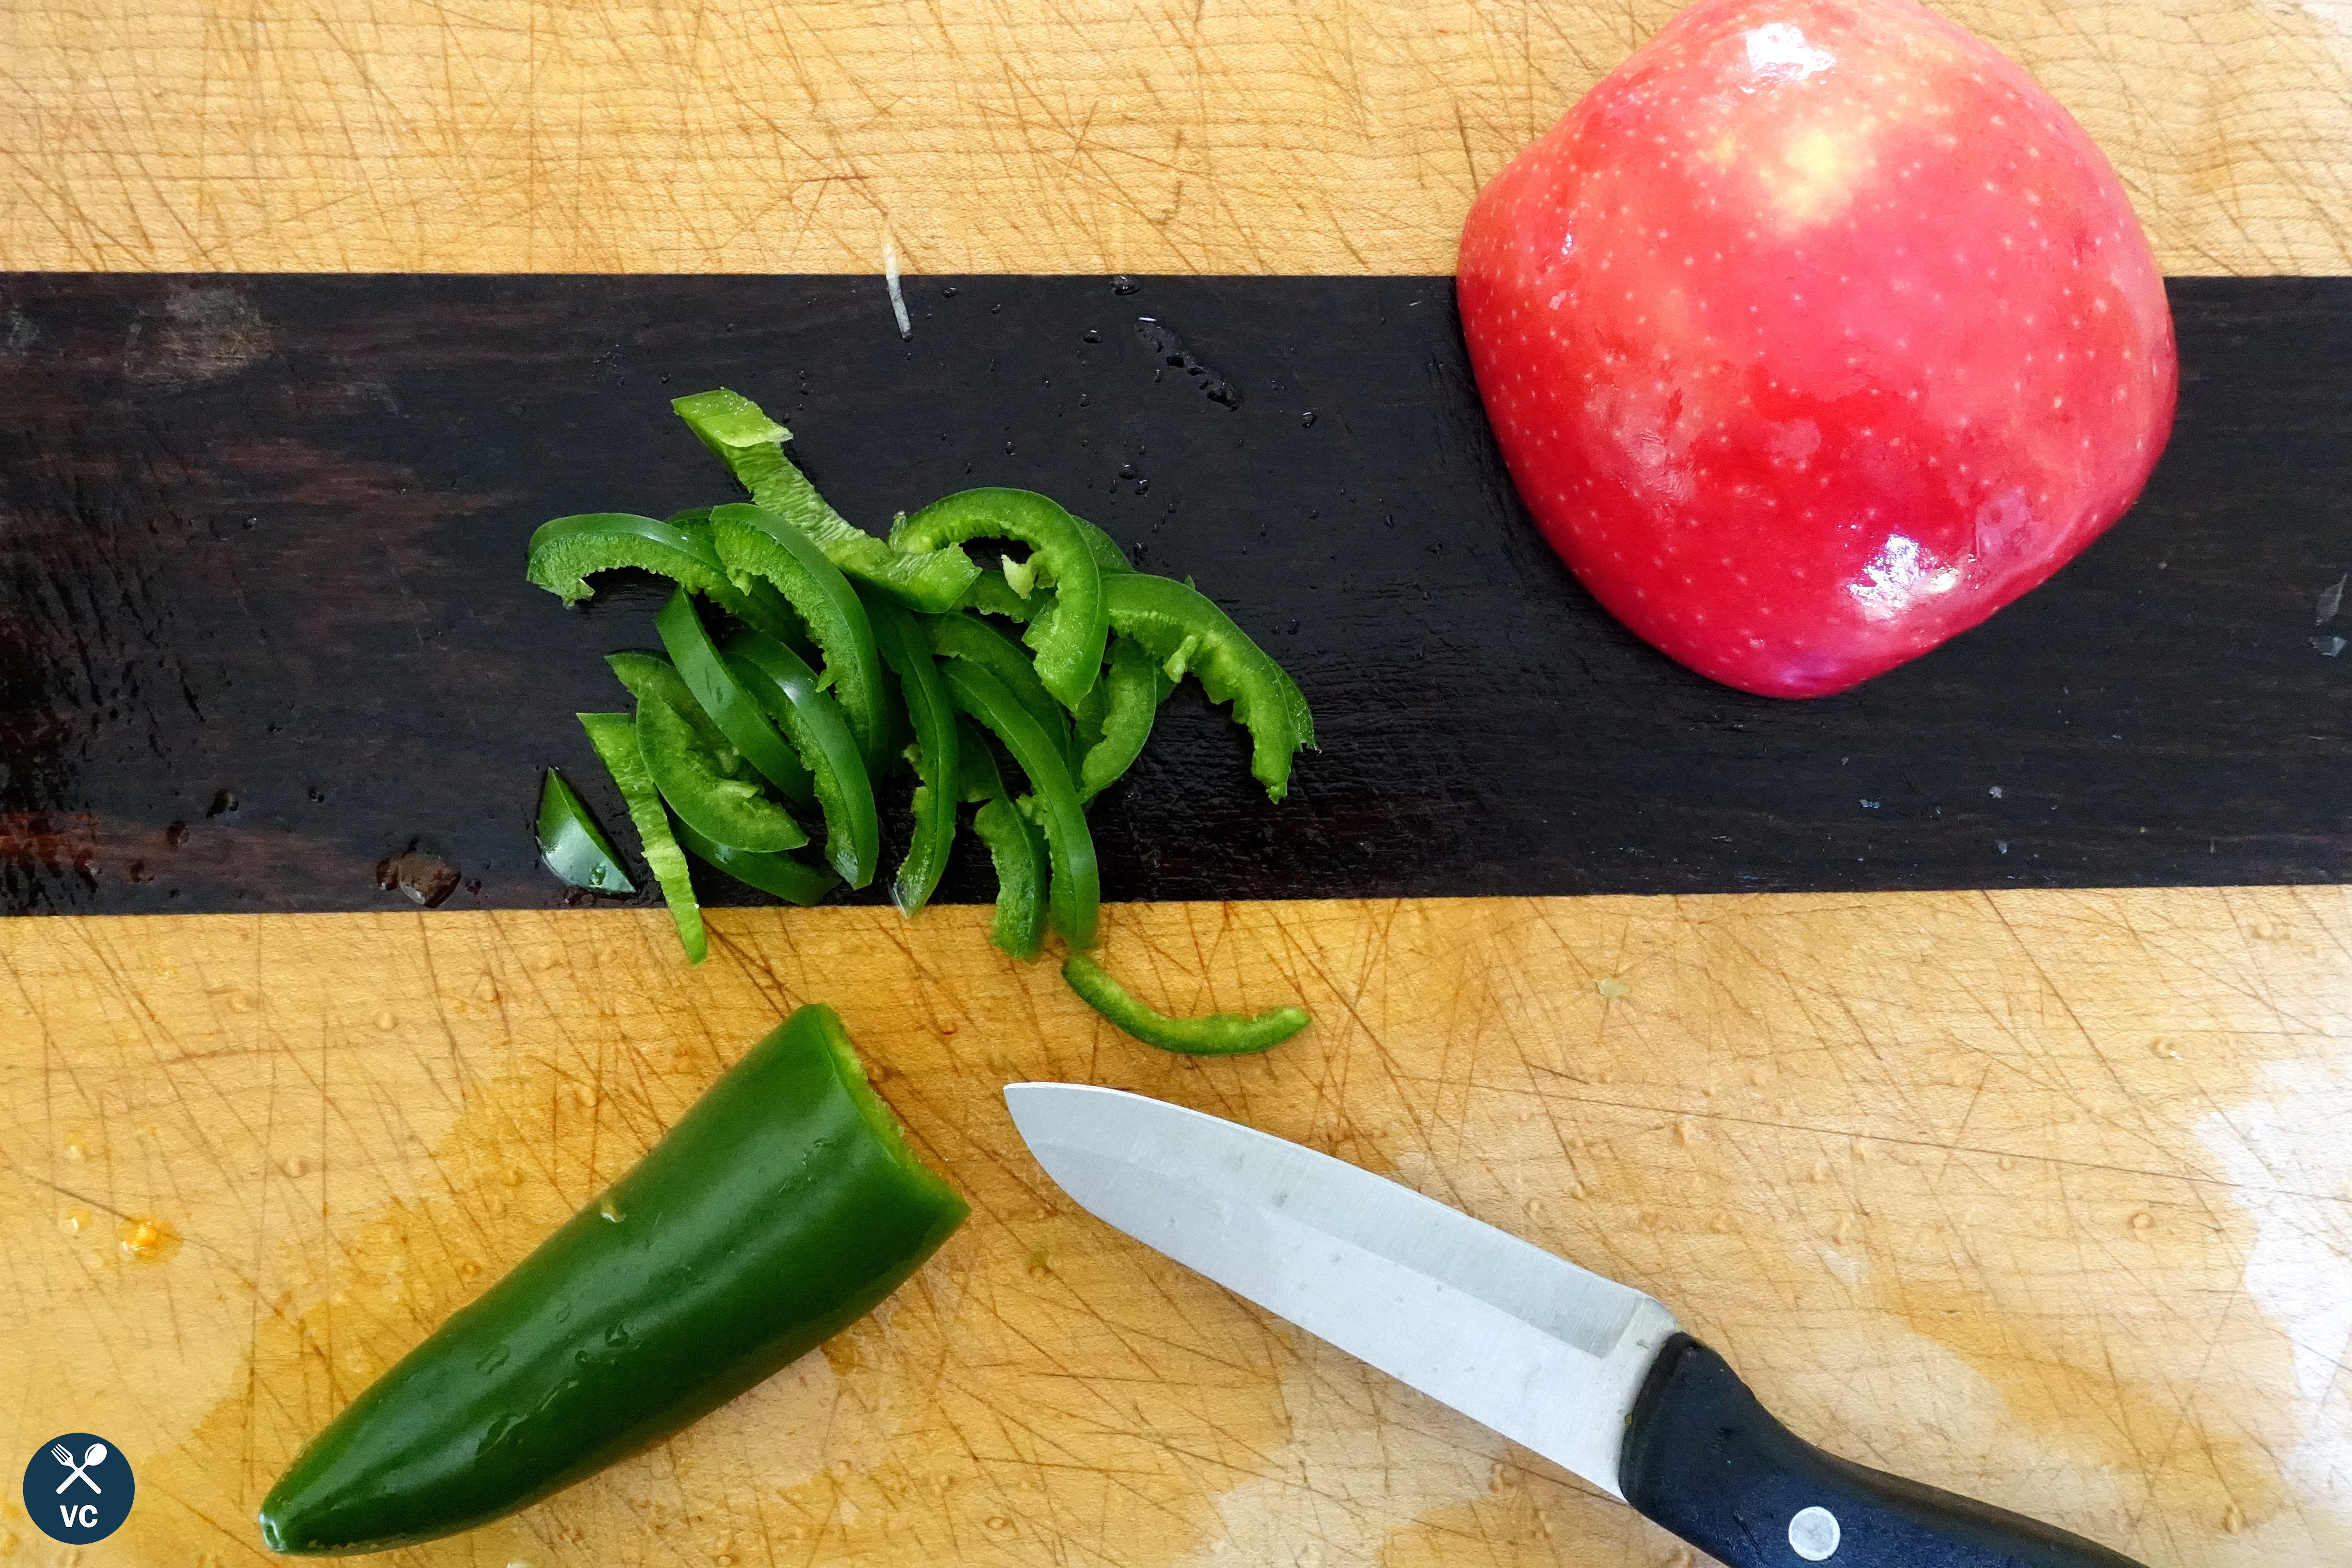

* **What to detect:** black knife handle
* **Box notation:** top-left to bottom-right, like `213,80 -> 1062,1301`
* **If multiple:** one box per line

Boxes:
1620,1335 -> 2148,1568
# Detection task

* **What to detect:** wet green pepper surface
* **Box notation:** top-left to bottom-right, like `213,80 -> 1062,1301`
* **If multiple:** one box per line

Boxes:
258,1004 -> 968,1556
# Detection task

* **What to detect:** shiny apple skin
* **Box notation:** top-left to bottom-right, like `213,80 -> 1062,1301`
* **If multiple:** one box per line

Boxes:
1457,0 -> 2176,698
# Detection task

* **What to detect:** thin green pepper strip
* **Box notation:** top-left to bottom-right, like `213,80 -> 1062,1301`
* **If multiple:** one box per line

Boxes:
956,717 -> 1007,803
921,611 -> 1074,776
604,652 -> 726,749
939,661 -> 1099,951
1102,573 -> 1315,803
525,510 -> 806,646
674,820 -> 839,906
637,691 -> 808,854
864,591 -> 961,918
970,796 -> 1048,961
673,389 -> 979,612
655,586 -> 815,804
1075,635 -> 1176,802
724,629 -> 880,890
1061,951 -> 1311,1056
257,1004 -> 968,1554
709,503 -> 891,771
535,769 -> 636,894
577,712 -> 705,964
889,489 -> 1107,709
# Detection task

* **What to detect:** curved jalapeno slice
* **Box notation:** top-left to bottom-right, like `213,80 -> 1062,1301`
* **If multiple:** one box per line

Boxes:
526,510 -> 806,646
577,712 -> 705,964
724,630 -> 880,890
674,390 -> 979,612
921,612 -> 1073,775
535,768 -> 636,894
1073,635 -> 1176,802
863,592 -> 960,918
709,503 -> 890,772
654,587 -> 815,803
1102,573 -> 1315,803
939,661 -> 1098,951
1061,952 -> 1311,1055
890,488 -> 1106,709
971,796 -> 1048,961
257,1004 -> 968,1553
637,691 -> 808,854
674,820 -> 839,906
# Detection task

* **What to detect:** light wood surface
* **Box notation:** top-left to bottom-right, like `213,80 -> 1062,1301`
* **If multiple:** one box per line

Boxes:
3,0 -> 2347,277
5,891 -> 2349,1566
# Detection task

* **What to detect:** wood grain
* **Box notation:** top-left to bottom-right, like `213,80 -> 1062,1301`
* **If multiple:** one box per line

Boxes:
3,0 -> 2346,279
5,891 -> 2348,1566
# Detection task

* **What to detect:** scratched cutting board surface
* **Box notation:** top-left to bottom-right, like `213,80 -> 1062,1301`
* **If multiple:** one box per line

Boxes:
5,1 -> 2352,1566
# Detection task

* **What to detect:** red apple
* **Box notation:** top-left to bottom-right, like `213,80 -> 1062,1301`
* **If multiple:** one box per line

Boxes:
1457,0 -> 2176,698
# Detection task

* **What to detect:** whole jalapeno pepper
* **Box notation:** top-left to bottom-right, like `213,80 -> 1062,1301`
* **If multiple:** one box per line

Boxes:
257,1004 -> 968,1553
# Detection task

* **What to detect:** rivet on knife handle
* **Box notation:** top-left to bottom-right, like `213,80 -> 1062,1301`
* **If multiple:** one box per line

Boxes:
1619,1335 -> 2148,1568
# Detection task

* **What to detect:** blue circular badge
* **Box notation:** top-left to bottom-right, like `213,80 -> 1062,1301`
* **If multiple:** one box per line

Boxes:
24,1433 -> 134,1544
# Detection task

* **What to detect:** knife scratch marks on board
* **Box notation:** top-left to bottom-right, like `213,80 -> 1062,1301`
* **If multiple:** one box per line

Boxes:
2196,1053 -> 2352,1556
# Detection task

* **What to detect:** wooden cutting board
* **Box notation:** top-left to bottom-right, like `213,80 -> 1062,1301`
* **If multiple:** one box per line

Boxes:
5,2 -> 2350,1566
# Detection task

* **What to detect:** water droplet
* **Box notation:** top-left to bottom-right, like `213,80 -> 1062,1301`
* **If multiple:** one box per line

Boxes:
1597,978 -> 1630,999
165,820 -> 189,847
1081,328 -> 1100,343
1110,275 -> 1139,295
1133,479 -> 1149,495
940,285 -> 959,298
206,789 -> 238,817
1119,463 -> 1136,480
605,1323 -> 630,1346
308,786 -> 326,802
598,1196 -> 624,1223
1300,410 -> 1317,427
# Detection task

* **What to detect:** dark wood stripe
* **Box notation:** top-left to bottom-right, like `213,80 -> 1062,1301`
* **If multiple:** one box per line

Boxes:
1,273 -> 2346,915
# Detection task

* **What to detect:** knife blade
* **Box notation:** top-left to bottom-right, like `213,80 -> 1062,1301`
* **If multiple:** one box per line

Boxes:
1006,1082 -> 2148,1568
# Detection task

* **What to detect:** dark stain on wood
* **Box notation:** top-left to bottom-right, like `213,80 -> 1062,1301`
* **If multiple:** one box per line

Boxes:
0,274 -> 2345,914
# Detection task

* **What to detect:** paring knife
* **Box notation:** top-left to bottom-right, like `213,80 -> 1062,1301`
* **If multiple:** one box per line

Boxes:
1005,1083 -> 2148,1568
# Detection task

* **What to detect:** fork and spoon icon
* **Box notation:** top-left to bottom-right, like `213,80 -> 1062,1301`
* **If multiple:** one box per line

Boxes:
51,1442 -> 107,1494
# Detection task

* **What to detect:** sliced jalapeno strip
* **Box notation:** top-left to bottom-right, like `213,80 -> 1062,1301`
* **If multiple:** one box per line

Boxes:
578,712 -> 705,964
652,586 -> 816,803
526,510 -> 806,646
1074,635 -> 1176,802
864,591 -> 960,919
956,716 -> 1007,803
637,690 -> 808,854
536,768 -> 636,894
1061,951 -> 1310,1055
922,611 -> 1073,775
674,389 -> 979,612
257,1004 -> 968,1553
971,796 -> 1048,961
1102,573 -> 1315,803
890,488 -> 1107,709
709,503 -> 890,771
674,820 -> 839,906
604,652 -> 724,747
939,661 -> 1098,951
724,629 -> 880,889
